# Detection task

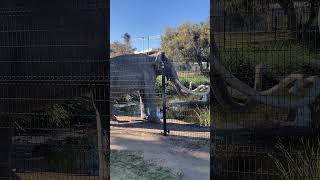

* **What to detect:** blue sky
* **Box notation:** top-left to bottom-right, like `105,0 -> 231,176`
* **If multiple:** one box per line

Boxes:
111,0 -> 209,51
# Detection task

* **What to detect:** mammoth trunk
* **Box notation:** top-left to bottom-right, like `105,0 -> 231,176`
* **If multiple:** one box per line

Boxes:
170,79 -> 188,96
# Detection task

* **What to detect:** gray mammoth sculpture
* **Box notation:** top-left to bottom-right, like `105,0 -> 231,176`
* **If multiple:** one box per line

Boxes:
110,52 -> 209,123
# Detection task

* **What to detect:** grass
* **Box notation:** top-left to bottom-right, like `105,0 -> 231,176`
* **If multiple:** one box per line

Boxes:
110,150 -> 183,180
194,107 -> 210,127
269,139 -> 320,180
167,106 -> 210,127
215,32 -> 320,88
177,72 -> 210,86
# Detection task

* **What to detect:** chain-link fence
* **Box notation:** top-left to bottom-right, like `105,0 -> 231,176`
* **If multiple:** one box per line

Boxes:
212,0 -> 320,179
0,0 -> 108,179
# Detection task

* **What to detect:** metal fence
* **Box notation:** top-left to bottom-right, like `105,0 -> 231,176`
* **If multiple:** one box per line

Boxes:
212,0 -> 320,179
0,0 -> 108,179
110,52 -> 210,139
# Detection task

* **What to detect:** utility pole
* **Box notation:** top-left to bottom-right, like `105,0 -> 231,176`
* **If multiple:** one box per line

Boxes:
142,37 -> 144,53
133,35 -> 161,54
147,36 -> 149,55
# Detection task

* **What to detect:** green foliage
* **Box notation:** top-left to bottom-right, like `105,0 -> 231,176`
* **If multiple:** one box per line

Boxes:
194,107 -> 210,127
160,21 -> 210,73
111,33 -> 136,57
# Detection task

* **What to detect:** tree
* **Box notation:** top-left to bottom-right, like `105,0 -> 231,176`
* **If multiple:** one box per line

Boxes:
110,33 -> 135,57
110,41 -> 127,57
160,21 -> 210,75
123,32 -> 131,49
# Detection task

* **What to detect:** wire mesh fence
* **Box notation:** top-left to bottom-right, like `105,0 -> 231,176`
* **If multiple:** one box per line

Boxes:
110,51 -> 210,139
0,0 -> 108,179
212,0 -> 320,179
165,63 -> 210,138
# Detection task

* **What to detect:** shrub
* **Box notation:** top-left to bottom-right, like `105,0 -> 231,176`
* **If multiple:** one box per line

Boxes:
194,107 -> 210,127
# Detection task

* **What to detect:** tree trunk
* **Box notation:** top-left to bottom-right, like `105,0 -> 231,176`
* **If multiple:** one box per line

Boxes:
301,1 -> 319,42
197,58 -> 209,77
279,0 -> 297,37
199,61 -> 204,74
305,2 -> 317,29
90,93 -> 108,180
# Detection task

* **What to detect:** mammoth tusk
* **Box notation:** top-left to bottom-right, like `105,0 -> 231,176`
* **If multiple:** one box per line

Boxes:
174,80 -> 210,96
192,85 -> 210,92
213,54 -> 320,109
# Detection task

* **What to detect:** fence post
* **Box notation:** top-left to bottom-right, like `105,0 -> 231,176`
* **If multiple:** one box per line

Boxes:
223,13 -> 226,50
274,16 -> 278,41
161,63 -> 169,136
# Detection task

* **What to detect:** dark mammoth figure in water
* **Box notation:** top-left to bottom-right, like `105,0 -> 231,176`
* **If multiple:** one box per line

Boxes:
110,52 -> 209,123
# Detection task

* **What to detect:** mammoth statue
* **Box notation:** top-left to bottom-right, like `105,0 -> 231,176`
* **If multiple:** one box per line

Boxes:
211,32 -> 320,126
110,52 -> 209,123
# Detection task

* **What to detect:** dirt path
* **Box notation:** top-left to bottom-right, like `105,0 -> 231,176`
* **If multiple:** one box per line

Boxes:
111,128 -> 210,180
111,116 -> 210,139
